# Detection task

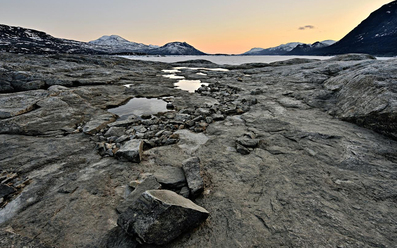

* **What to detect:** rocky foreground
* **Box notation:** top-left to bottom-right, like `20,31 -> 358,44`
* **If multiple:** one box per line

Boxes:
0,53 -> 396,247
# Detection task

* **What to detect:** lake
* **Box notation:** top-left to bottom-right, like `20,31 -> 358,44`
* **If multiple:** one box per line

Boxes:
121,55 -> 394,65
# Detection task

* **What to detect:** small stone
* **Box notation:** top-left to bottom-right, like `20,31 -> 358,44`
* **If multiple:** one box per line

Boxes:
182,157 -> 204,198
237,139 -> 260,148
115,135 -> 129,144
116,140 -> 144,163
179,186 -> 190,198
153,166 -> 186,189
212,114 -> 225,121
141,114 -> 152,119
117,190 -> 209,245
104,127 -> 125,137
196,108 -> 211,116
205,117 -> 213,124
166,103 -> 175,109
236,144 -> 250,155
175,113 -> 191,122
185,120 -> 195,127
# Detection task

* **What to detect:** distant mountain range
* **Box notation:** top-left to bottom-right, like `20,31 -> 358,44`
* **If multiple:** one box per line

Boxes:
242,40 -> 335,55
0,1 -> 396,56
0,25 -> 206,55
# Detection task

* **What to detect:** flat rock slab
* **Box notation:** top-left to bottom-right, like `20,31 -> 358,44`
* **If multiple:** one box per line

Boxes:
182,157 -> 204,198
0,91 -> 48,119
116,140 -> 144,163
153,166 -> 186,189
118,190 -> 209,245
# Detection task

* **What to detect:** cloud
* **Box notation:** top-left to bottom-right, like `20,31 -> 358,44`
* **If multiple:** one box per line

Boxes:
299,25 -> 315,30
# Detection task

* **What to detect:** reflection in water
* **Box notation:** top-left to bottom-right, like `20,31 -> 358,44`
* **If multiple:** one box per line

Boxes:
174,67 -> 229,72
175,80 -> 209,93
108,98 -> 168,120
163,74 -> 185,79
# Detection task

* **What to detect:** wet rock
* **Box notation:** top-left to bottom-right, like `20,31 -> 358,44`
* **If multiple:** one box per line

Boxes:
104,127 -> 125,137
116,140 -> 144,163
166,103 -> 175,109
117,176 -> 161,214
154,166 -> 186,189
117,190 -> 209,245
182,157 -> 204,198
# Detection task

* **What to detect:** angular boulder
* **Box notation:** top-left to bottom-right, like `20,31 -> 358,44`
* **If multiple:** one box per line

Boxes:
182,157 -> 204,198
117,190 -> 209,245
116,140 -> 144,163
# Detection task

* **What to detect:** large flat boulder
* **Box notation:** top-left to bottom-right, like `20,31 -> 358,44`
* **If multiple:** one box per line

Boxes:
117,190 -> 209,245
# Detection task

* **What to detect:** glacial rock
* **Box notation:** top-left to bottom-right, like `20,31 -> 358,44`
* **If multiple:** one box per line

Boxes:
115,140 -> 144,163
182,157 -> 204,198
117,190 -> 209,245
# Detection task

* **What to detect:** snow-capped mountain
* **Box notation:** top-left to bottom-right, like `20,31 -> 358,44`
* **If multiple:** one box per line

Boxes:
288,40 -> 336,55
0,24 -> 207,55
0,24 -> 104,54
312,1 -> 397,56
146,42 -> 206,55
88,35 -> 158,53
243,42 -> 304,55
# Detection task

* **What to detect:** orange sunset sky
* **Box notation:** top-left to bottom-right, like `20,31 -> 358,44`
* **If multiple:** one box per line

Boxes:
0,0 -> 393,54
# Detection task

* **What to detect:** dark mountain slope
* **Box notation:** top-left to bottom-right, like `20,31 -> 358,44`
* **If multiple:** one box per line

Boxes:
313,1 -> 397,56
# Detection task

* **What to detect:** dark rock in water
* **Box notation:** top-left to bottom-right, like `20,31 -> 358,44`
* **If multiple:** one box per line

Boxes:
103,227 -> 138,248
117,190 -> 209,245
117,176 -> 161,214
182,157 -> 204,198
154,166 -> 186,189
141,114 -> 152,120
115,140 -> 144,163
166,103 -> 175,109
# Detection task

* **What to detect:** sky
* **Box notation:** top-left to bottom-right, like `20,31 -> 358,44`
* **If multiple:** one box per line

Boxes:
0,0 -> 393,54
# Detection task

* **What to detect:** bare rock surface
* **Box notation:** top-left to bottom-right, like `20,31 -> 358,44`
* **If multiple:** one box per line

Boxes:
0,53 -> 397,247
